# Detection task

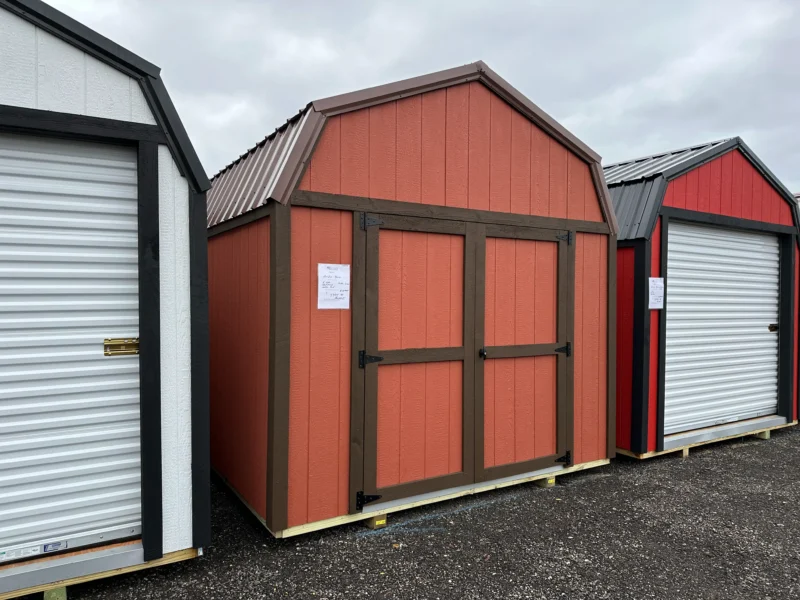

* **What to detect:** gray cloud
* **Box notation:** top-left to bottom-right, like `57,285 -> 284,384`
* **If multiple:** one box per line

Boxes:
50,0 -> 800,190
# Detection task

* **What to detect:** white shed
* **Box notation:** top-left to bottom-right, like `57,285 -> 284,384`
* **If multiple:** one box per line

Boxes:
0,0 -> 210,597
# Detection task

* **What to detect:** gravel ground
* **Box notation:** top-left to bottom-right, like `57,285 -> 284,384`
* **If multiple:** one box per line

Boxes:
33,427 -> 800,599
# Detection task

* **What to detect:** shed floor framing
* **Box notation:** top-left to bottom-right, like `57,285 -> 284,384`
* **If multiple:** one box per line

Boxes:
269,459 -> 610,538
618,420 -> 797,460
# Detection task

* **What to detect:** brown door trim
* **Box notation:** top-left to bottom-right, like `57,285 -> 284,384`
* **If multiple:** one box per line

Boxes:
291,190 -> 610,234
359,213 -> 476,506
474,227 -> 574,483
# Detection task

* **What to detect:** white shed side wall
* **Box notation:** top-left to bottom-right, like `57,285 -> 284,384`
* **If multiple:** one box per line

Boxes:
0,8 -> 156,124
0,6 -> 195,554
157,146 -> 193,553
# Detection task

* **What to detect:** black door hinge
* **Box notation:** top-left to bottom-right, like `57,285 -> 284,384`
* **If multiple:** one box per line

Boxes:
556,450 -> 572,466
358,350 -> 384,369
556,232 -> 574,245
356,491 -> 382,511
360,214 -> 384,230
555,342 -> 571,357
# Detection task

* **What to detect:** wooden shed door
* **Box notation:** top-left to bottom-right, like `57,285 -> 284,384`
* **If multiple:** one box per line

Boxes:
475,225 -> 572,482
356,214 -> 476,508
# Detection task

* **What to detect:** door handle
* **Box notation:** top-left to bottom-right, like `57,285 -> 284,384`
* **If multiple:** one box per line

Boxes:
478,347 -> 487,360
768,324 -> 779,333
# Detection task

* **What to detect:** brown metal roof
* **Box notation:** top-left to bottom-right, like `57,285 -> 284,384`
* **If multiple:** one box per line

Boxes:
208,61 -> 617,233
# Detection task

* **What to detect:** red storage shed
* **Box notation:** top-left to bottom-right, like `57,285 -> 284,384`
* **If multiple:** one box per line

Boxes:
207,62 -> 619,537
608,138 -> 800,458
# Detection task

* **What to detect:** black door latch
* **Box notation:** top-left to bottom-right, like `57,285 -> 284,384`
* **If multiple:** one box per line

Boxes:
478,347 -> 487,359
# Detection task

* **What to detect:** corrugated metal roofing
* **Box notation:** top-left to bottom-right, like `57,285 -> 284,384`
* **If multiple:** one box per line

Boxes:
206,61 -> 618,232
606,137 -> 799,241
604,139 -> 732,186
207,108 -> 316,227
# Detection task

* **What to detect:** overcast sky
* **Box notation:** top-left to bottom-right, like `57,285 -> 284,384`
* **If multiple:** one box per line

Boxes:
49,0 -> 799,191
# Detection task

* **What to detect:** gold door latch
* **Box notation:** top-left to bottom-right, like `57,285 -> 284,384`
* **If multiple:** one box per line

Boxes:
104,338 -> 140,356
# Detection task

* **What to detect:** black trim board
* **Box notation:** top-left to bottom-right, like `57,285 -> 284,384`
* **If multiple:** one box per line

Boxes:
0,0 -> 211,193
660,207 -> 797,235
656,215 -> 668,452
778,234 -> 796,419
137,141 -> 163,561
0,104 -> 166,143
189,189 -> 211,549
630,239 -> 650,454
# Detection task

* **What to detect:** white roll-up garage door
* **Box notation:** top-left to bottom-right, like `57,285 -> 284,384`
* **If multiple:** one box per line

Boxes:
0,133 -> 141,563
664,221 -> 780,435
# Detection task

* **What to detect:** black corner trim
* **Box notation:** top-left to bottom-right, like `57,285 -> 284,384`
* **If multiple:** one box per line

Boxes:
189,189 -> 211,549
655,214 -> 669,452
138,141 -> 163,561
0,104 -> 166,143
778,234 -> 795,419
142,77 -> 211,193
630,239 -> 651,454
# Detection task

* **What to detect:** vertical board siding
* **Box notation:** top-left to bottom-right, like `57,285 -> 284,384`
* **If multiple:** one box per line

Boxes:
574,233 -> 608,464
376,230 -> 464,487
663,150 -> 793,227
484,237 -> 558,467
378,231 -> 464,349
615,247 -> 635,451
288,207 -> 352,527
0,8 -> 156,124
158,147 -> 193,553
648,219 -> 661,452
299,82 -> 604,222
377,362 -> 463,487
208,219 -> 269,520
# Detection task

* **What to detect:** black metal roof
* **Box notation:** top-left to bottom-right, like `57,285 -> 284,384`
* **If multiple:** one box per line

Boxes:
1,0 -> 210,192
604,137 -> 798,241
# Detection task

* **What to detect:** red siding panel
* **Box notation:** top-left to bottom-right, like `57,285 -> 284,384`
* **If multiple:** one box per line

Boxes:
209,219 -> 270,520
376,230 -> 464,487
288,207 -> 352,528
664,150 -> 794,228
301,82 -> 606,223
574,233 -> 608,464
615,247 -> 635,451
484,237 -> 558,467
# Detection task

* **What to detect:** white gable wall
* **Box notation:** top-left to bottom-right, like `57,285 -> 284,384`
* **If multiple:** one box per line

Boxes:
0,6 -> 194,555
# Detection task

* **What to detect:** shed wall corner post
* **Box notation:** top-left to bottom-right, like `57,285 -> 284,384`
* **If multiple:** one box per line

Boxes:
267,201 -> 291,532
607,233 -> 617,459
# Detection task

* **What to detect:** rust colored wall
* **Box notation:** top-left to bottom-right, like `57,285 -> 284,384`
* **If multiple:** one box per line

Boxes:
288,207 -> 352,528
484,237 -> 558,467
663,149 -> 793,226
376,230 -> 464,487
574,233 -> 608,464
299,82 -> 604,222
615,246 -> 635,452
208,219 -> 270,520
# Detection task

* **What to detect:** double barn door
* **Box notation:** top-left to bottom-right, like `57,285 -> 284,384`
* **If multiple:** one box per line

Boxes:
351,213 -> 574,512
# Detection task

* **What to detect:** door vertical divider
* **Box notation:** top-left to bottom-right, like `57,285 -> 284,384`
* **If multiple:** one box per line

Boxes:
361,215 -> 380,497
462,223 -> 478,482
473,224 -> 487,482
564,232 -> 576,462
348,212 -> 368,514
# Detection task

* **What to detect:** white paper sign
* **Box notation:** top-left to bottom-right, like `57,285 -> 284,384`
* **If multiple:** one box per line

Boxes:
649,277 -> 664,309
318,264 -> 351,309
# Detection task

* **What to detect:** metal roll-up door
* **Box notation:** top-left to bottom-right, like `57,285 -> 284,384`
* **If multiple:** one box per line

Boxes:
0,133 -> 141,563
664,221 -> 780,435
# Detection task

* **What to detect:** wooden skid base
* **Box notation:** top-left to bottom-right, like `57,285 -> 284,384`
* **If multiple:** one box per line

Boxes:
0,549 -> 197,600
270,459 -> 609,538
617,421 -> 796,460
